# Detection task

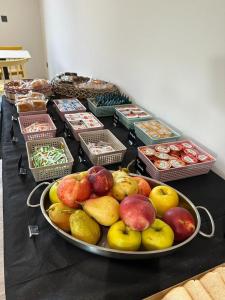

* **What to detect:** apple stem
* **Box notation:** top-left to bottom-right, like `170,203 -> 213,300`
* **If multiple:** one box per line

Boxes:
160,189 -> 167,195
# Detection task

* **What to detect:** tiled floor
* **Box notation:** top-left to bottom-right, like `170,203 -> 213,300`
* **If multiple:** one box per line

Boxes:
0,160 -> 5,299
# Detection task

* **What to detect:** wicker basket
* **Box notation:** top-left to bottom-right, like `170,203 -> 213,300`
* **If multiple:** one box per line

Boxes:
26,137 -> 74,182
65,112 -> 104,141
51,74 -> 119,99
18,114 -> 56,141
88,98 -> 118,117
137,140 -> 216,182
53,98 -> 86,120
78,129 -> 127,166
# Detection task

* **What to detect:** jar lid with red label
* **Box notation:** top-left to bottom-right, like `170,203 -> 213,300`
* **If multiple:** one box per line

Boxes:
154,152 -> 171,160
181,154 -> 198,164
154,160 -> 171,170
154,145 -> 170,153
181,142 -> 193,149
197,154 -> 210,162
184,148 -> 199,157
170,158 -> 186,168
169,144 -> 183,152
143,148 -> 156,156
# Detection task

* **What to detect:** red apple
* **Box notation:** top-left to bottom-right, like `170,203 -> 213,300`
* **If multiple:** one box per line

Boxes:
88,166 -> 114,196
57,177 -> 91,208
119,194 -> 156,231
133,176 -> 151,197
163,207 -> 196,242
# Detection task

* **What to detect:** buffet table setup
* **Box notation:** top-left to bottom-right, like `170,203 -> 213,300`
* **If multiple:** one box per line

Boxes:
1,74 -> 225,300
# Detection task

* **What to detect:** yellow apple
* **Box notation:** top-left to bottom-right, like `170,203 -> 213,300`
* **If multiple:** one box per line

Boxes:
149,185 -> 179,217
107,220 -> 141,251
142,219 -> 174,250
49,181 -> 61,204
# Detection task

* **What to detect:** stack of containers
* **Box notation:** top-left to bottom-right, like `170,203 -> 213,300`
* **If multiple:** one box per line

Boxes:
134,119 -> 181,145
53,98 -> 86,120
64,112 -> 104,141
114,104 -> 153,129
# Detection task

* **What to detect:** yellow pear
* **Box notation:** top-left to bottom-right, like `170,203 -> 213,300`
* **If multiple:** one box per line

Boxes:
112,175 -> 138,201
48,203 -> 75,232
83,196 -> 120,226
69,210 -> 100,245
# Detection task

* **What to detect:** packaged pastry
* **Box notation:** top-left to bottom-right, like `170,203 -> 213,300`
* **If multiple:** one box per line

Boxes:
32,99 -> 46,111
154,152 -> 171,160
16,101 -> 33,112
142,148 -> 156,157
181,142 -> 193,149
136,120 -> 175,139
197,154 -> 209,162
87,141 -> 114,155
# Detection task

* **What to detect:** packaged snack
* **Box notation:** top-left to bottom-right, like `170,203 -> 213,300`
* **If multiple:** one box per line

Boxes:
154,160 -> 171,170
155,145 -> 170,153
181,154 -> 198,164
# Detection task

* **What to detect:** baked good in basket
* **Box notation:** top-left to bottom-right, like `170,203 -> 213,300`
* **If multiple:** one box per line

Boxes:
32,99 -> 46,111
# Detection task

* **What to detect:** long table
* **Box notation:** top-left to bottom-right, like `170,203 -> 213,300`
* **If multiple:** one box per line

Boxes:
1,96 -> 225,300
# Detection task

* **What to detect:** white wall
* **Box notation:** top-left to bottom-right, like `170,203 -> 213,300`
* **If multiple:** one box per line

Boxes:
0,0 -> 46,78
40,0 -> 225,178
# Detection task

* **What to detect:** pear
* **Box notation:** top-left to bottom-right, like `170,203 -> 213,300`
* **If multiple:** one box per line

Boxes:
69,210 -> 100,245
48,203 -> 75,232
83,196 -> 120,226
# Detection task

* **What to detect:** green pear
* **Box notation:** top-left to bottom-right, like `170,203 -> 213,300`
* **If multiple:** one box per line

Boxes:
69,210 -> 100,245
83,196 -> 120,226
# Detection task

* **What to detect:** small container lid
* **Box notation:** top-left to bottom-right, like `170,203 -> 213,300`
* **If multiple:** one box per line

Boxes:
181,142 -> 193,149
154,152 -> 171,160
155,145 -> 170,153
181,154 -> 198,164
169,144 -> 183,152
170,158 -> 186,168
197,154 -> 210,162
183,148 -> 199,157
154,160 -> 171,170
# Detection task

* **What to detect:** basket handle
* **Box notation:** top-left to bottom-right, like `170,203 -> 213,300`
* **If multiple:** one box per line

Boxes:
196,206 -> 215,238
27,182 -> 50,208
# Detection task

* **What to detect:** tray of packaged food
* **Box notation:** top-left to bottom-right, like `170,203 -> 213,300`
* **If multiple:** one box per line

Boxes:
4,79 -> 52,101
27,166 -> 215,260
145,263 -> 225,300
18,113 -> 57,141
64,112 -> 104,141
87,93 -> 132,117
53,98 -> 86,120
134,119 -> 181,145
114,104 -> 153,129
15,92 -> 47,115
138,140 -> 216,182
78,129 -> 127,165
26,137 -> 74,182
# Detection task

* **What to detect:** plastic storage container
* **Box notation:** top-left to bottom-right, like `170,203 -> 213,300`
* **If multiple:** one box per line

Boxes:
64,112 -> 104,141
18,114 -> 56,141
78,129 -> 127,165
115,104 -> 153,129
134,119 -> 181,145
137,140 -> 216,182
53,98 -> 86,120
26,137 -> 74,182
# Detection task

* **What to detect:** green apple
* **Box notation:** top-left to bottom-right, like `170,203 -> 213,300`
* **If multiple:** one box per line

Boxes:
149,185 -> 179,217
107,220 -> 141,251
49,181 -> 61,204
142,218 -> 174,250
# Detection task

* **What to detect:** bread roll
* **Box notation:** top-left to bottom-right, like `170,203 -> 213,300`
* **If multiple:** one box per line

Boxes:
214,267 -> 225,283
162,286 -> 192,300
200,272 -> 225,300
184,280 -> 212,300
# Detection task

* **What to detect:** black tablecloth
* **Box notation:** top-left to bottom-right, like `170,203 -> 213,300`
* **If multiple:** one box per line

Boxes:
1,96 -> 225,300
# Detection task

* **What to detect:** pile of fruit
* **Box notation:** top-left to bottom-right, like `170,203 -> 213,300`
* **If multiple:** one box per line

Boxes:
47,166 -> 196,252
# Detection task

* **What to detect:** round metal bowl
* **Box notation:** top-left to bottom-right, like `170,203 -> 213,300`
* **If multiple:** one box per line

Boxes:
27,174 -> 215,259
